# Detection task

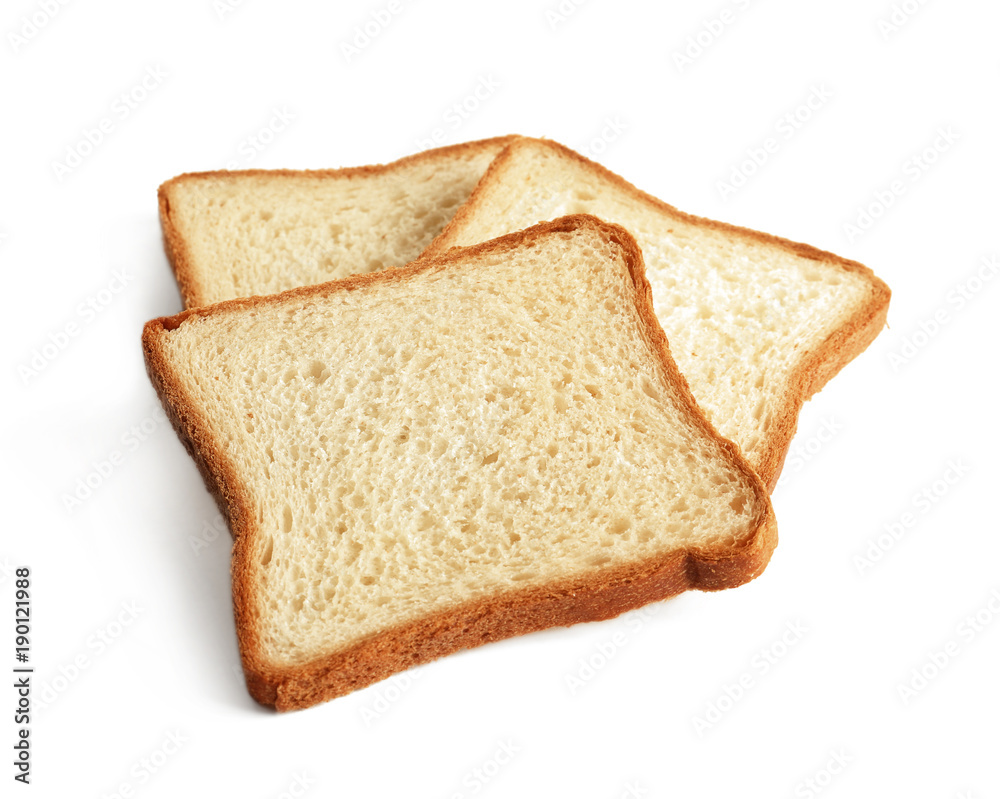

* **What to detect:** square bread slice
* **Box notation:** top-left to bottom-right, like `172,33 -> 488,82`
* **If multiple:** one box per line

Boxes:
158,135 -> 517,308
423,138 -> 892,490
142,215 -> 777,711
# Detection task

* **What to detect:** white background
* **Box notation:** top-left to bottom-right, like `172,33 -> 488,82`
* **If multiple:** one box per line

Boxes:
3,0 -> 999,796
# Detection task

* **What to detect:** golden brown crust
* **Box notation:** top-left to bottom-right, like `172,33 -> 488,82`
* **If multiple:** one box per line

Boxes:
157,135 -> 521,309
142,215 -> 777,712
424,138 -> 892,491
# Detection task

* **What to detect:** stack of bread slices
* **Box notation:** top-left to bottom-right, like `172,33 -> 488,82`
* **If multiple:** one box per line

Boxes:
143,136 -> 890,711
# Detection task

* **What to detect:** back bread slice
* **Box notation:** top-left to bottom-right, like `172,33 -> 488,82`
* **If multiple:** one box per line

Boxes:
142,215 -> 777,712
424,138 -> 892,490
159,135 -> 517,308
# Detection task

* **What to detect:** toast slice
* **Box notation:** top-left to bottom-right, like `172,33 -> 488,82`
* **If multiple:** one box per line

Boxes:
142,216 -> 777,711
424,138 -> 891,490
158,135 -> 517,308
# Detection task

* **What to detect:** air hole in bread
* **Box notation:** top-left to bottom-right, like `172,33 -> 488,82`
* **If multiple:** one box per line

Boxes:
259,536 -> 274,566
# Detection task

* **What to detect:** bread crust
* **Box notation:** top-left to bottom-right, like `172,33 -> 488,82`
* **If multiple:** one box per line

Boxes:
424,138 -> 892,491
142,215 -> 777,712
157,135 -> 521,309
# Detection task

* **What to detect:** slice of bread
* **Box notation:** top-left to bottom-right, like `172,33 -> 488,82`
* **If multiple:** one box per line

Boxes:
158,136 -> 517,307
424,138 -> 891,490
142,216 -> 777,711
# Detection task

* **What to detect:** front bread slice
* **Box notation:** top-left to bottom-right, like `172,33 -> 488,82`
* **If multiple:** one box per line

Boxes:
424,138 -> 892,490
142,215 -> 777,712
